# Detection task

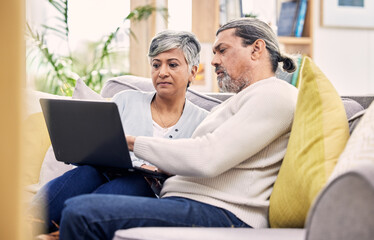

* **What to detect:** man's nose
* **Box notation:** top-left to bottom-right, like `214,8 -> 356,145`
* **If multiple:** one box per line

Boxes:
211,54 -> 220,67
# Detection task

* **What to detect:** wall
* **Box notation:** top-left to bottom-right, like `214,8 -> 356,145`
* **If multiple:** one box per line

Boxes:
313,0 -> 374,95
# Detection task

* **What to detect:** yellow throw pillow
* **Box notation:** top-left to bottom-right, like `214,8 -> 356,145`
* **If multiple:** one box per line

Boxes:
269,56 -> 350,228
22,112 -> 51,186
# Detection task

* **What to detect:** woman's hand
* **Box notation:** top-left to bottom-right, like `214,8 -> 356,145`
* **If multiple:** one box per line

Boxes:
126,135 -> 136,151
140,164 -> 158,172
140,164 -> 171,176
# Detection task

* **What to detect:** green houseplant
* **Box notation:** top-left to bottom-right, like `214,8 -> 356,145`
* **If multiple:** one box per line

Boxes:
26,0 -> 168,96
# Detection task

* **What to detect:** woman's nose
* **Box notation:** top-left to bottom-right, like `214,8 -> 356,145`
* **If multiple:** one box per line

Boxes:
159,65 -> 169,78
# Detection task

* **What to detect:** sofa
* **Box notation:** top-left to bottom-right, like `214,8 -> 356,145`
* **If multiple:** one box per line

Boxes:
24,58 -> 374,240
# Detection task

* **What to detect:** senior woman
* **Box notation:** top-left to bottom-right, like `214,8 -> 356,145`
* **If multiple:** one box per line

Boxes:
29,30 -> 208,234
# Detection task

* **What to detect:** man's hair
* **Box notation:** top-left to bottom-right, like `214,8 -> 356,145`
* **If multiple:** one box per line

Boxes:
217,18 -> 296,73
148,30 -> 201,71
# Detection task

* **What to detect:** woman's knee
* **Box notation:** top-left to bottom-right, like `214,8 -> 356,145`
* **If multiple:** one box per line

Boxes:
94,174 -> 154,197
75,165 -> 102,177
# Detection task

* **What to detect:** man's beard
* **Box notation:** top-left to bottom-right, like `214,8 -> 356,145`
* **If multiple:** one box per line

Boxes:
217,69 -> 249,93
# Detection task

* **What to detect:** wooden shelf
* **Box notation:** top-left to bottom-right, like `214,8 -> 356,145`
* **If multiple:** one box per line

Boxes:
276,0 -> 314,58
278,36 -> 312,45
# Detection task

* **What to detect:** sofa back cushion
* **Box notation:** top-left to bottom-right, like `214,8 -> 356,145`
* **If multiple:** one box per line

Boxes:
100,75 -> 222,111
269,56 -> 350,228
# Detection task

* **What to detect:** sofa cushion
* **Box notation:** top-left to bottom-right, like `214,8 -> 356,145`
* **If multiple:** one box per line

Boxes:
341,97 -> 364,120
269,56 -> 350,228
100,75 -> 222,111
347,109 -> 366,134
22,112 -> 51,186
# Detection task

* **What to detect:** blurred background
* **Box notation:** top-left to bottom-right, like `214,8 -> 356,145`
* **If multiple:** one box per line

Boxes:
25,0 -> 374,95
1,1 -> 374,239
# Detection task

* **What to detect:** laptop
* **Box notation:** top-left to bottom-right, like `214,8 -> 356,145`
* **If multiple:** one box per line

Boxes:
39,98 -> 168,179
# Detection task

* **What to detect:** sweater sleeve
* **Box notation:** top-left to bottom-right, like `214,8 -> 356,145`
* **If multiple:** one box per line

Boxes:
134,83 -> 297,177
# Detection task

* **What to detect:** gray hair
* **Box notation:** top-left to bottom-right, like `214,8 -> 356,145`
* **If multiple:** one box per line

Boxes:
148,30 -> 201,71
217,18 -> 296,73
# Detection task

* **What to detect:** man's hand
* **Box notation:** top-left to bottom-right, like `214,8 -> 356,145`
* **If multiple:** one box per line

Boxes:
126,135 -> 136,151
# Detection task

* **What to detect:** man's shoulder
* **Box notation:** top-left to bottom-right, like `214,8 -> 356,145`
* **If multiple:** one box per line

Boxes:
241,78 -> 297,98
231,78 -> 298,111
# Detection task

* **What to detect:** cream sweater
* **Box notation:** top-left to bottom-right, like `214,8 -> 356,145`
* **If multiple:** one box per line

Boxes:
134,77 -> 298,228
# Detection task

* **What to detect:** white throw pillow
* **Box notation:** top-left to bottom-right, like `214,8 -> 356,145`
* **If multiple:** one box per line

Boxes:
328,100 -> 374,182
72,78 -> 104,100
37,147 -> 74,187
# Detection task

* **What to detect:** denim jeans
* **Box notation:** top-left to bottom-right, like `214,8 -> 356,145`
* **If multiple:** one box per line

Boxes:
59,195 -> 251,240
29,165 -> 155,233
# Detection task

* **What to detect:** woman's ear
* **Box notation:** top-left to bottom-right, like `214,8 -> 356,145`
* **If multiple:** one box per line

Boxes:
191,65 -> 198,78
187,65 -> 198,88
251,39 -> 266,60
188,65 -> 198,84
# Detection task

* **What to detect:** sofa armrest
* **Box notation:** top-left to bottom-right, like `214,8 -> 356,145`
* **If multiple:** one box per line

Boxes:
305,164 -> 374,240
113,228 -> 305,240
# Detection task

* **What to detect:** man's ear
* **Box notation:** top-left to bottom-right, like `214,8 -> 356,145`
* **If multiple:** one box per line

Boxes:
251,39 -> 266,60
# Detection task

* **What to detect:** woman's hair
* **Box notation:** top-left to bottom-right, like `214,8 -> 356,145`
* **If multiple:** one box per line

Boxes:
148,30 -> 201,71
217,18 -> 296,73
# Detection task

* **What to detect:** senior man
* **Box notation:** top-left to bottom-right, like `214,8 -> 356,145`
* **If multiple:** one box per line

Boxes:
59,18 -> 298,240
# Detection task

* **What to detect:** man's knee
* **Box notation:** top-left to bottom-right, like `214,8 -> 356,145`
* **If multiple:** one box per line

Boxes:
59,195 -> 92,238
61,195 -> 91,224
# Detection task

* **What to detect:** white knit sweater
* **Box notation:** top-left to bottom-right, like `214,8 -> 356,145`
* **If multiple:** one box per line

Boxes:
134,77 -> 298,228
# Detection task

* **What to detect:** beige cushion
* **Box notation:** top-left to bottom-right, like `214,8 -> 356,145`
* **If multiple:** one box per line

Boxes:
27,80 -> 105,194
22,90 -> 69,188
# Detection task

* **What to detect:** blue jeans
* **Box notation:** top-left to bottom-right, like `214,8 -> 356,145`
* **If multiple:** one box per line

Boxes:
30,165 -> 155,233
59,195 -> 251,240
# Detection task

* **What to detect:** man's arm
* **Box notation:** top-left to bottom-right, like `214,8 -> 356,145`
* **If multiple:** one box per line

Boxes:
133,82 -> 297,178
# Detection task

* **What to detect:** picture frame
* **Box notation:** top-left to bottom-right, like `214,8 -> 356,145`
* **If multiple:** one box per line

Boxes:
322,0 -> 374,29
